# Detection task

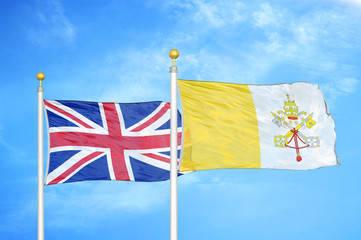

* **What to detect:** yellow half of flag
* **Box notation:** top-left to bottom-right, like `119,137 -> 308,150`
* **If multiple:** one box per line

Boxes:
178,79 -> 261,171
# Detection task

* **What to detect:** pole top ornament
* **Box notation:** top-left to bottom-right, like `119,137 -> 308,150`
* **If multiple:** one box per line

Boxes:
37,72 -> 45,86
169,49 -> 179,66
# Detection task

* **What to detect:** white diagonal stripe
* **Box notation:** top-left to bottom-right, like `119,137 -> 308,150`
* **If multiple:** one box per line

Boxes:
126,102 -> 167,132
45,100 -> 105,132
46,150 -> 106,184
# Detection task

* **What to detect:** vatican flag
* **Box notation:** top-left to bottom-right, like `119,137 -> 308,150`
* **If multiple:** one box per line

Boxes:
178,79 -> 339,172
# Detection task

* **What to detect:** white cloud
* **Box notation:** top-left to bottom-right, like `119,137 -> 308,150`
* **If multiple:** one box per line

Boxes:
332,0 -> 361,7
192,0 -> 245,27
27,0 -> 75,45
43,46 -> 174,103
165,0 -> 246,28
319,77 -> 359,109
96,48 -> 171,103
323,77 -> 359,96
243,3 -> 361,88
253,2 -> 283,27
83,1 -> 359,97
337,78 -> 358,93
293,26 -> 316,45
49,1 -> 360,108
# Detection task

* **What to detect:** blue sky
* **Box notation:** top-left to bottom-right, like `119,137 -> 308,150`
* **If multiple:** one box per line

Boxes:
1,0 -> 361,239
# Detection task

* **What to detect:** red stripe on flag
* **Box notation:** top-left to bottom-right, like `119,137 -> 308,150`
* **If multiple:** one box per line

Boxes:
44,100 -> 93,129
142,153 -> 170,163
47,151 -> 103,185
131,103 -> 170,132
102,103 -> 130,180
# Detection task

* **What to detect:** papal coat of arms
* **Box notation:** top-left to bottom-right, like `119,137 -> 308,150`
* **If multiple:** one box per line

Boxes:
271,94 -> 320,162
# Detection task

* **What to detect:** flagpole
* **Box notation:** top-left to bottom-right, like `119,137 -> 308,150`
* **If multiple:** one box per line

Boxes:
37,72 -> 45,240
169,49 -> 179,240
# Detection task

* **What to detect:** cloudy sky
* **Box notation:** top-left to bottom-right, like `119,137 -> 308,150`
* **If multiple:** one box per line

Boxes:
1,0 -> 361,239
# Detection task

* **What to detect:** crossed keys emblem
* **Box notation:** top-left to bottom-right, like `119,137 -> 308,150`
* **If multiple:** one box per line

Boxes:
271,94 -> 320,162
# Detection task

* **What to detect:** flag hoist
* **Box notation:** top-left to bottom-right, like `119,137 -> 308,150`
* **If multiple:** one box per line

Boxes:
169,49 -> 179,240
37,72 -> 45,240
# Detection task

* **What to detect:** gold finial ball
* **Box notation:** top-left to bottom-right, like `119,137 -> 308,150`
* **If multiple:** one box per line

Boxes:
169,49 -> 179,60
36,72 -> 45,81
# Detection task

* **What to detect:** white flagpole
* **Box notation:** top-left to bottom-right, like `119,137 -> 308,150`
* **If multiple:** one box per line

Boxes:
37,72 -> 45,240
169,49 -> 179,240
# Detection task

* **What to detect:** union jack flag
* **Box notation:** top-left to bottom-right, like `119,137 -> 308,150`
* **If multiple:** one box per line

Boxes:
44,100 -> 183,185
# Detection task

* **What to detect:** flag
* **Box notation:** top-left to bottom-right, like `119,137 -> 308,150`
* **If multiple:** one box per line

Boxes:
44,100 -> 182,185
178,79 -> 338,171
